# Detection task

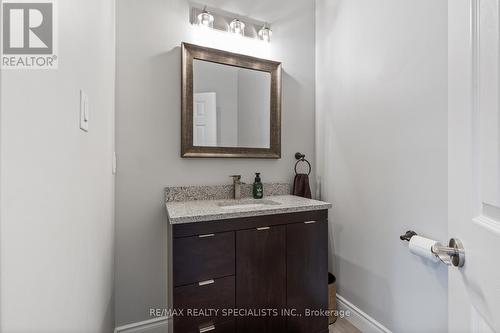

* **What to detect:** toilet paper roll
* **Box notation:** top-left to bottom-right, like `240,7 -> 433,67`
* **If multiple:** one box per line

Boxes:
409,236 -> 439,262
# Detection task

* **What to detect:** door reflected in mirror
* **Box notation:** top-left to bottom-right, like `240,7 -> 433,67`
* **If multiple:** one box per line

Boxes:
193,59 -> 271,149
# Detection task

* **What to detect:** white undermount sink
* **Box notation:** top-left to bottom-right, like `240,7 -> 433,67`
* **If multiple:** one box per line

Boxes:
218,199 -> 280,210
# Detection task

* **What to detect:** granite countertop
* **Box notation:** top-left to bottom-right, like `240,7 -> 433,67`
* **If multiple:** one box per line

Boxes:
166,195 -> 332,224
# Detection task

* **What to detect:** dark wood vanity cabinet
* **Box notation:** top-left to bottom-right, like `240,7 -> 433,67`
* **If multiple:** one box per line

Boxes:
286,220 -> 329,333
171,210 -> 329,333
236,226 -> 287,333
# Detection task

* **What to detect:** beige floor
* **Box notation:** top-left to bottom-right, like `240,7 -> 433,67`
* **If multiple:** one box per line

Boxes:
329,317 -> 362,333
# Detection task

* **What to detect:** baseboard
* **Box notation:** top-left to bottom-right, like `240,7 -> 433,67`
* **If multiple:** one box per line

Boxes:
114,316 -> 170,333
336,294 -> 392,333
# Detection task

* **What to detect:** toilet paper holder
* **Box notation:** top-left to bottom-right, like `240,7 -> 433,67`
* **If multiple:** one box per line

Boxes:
400,230 -> 465,267
400,230 -> 417,242
431,239 -> 465,267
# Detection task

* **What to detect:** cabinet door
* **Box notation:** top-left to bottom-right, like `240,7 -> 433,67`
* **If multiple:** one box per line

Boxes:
236,225 -> 286,333
287,220 -> 328,333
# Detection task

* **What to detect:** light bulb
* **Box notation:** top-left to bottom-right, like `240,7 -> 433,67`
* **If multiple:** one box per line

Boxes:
197,9 -> 214,28
258,25 -> 272,42
229,19 -> 245,37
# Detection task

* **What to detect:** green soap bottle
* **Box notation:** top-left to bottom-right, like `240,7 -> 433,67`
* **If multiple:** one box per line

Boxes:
253,173 -> 264,199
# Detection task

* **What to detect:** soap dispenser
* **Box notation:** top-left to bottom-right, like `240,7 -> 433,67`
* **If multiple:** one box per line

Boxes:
253,173 -> 263,199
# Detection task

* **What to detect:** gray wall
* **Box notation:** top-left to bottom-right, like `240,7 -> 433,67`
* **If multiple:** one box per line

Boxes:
194,60 -> 238,146
316,0 -> 448,332
237,69 -> 271,148
0,0 -> 116,331
194,61 -> 271,148
115,0 -> 316,326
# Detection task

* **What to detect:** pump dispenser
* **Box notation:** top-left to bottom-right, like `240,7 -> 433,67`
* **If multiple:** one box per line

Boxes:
253,173 -> 263,199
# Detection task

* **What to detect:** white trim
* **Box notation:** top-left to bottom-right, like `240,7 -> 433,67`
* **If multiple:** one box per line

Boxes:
336,294 -> 392,333
114,316 -> 169,333
473,215 -> 500,236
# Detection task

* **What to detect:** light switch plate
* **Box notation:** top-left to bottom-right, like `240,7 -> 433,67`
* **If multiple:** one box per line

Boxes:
112,151 -> 117,175
80,89 -> 89,132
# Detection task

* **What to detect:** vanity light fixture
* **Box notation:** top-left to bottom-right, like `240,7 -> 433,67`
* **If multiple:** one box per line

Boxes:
197,7 -> 214,28
258,24 -> 272,42
229,19 -> 245,36
190,5 -> 271,42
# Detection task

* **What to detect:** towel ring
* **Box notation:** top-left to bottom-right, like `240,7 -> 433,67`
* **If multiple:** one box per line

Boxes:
294,152 -> 311,175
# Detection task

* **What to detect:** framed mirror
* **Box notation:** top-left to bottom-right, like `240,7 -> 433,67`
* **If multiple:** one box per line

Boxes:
181,43 -> 282,158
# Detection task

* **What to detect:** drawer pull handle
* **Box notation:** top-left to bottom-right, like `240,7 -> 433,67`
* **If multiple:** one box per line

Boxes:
198,279 -> 215,286
199,234 -> 215,238
304,221 -> 317,224
257,227 -> 270,231
199,325 -> 216,332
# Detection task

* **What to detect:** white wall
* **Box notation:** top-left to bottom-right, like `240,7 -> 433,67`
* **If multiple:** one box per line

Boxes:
115,0 -> 316,326
0,0 -> 116,332
316,0 -> 448,332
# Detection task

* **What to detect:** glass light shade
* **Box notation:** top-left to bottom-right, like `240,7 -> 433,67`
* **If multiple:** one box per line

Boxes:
258,26 -> 272,42
229,19 -> 245,36
197,10 -> 214,28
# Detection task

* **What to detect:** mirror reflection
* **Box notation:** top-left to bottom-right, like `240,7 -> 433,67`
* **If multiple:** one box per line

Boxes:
193,59 -> 271,148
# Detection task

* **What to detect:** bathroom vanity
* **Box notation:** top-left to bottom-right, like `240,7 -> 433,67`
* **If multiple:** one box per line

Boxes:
166,186 -> 332,333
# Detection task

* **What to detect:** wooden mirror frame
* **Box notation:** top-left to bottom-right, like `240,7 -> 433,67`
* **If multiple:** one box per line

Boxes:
181,42 -> 282,158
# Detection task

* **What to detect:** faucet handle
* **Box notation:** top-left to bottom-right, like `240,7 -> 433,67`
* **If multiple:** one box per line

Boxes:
230,175 -> 241,181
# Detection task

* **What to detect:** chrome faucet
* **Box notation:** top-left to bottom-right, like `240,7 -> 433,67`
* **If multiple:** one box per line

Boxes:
230,175 -> 242,200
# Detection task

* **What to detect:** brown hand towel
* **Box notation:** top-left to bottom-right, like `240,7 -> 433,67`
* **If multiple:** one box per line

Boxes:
293,173 -> 312,199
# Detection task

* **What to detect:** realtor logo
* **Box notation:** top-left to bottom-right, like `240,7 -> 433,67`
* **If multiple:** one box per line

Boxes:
1,0 -> 58,69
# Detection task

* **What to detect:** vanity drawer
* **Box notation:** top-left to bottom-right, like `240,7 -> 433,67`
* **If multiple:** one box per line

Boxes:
174,276 -> 235,332
186,320 -> 235,333
173,231 -> 235,286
